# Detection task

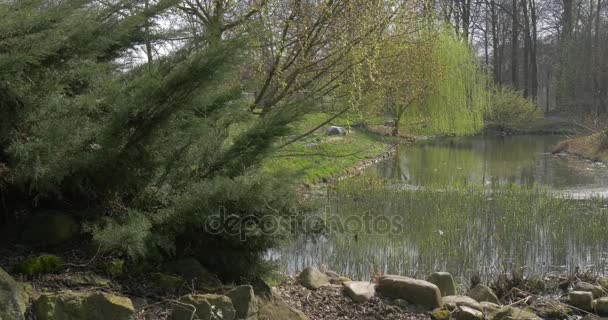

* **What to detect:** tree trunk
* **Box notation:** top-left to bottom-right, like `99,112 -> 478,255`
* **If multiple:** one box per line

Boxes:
529,0 -> 538,100
522,0 -> 530,97
511,0 -> 519,89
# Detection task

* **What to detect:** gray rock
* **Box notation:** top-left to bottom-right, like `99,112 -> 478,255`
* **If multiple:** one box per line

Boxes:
257,290 -> 309,320
298,267 -> 330,290
427,272 -> 456,297
467,284 -> 499,304
324,270 -> 341,285
35,290 -> 135,320
574,282 -> 605,298
443,295 -> 482,311
343,281 -> 376,302
595,297 -> 608,316
226,285 -> 257,320
384,120 -> 395,127
569,291 -> 594,311
327,126 -> 347,136
377,275 -> 443,310
172,294 -> 235,320
0,267 -> 30,320
456,306 -> 484,320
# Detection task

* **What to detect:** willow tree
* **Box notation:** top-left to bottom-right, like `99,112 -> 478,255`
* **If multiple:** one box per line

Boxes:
372,22 -> 445,136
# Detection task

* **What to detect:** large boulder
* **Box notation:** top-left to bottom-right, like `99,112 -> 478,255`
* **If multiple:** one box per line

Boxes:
327,126 -> 347,136
172,294 -> 235,320
427,272 -> 457,297
165,258 -> 222,288
343,281 -> 376,302
20,212 -> 79,246
569,291 -> 594,311
595,297 -> 608,316
443,295 -> 482,311
35,290 -> 135,320
298,267 -> 330,290
226,285 -> 257,319
467,284 -> 499,304
0,267 -> 30,320
377,275 -> 443,310
258,291 -> 308,320
574,282 -> 605,298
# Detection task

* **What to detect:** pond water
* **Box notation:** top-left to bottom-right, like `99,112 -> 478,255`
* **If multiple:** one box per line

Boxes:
370,134 -> 608,195
273,135 -> 608,283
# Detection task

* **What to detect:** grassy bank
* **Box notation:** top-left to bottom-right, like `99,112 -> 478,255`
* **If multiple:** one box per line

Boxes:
263,113 -> 399,184
554,131 -> 608,162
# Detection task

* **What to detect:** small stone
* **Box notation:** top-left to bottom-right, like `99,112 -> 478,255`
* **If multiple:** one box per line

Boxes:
226,285 -> 257,320
595,297 -> 608,316
298,267 -> 330,290
343,281 -> 376,302
492,306 -> 541,320
456,306 -> 484,320
151,273 -> 184,293
480,301 -> 501,314
443,295 -> 482,311
427,272 -> 457,297
172,294 -> 235,320
574,282 -> 605,298
324,270 -> 341,285
467,284 -> 499,304
392,298 -> 409,308
431,308 -> 450,320
569,291 -> 594,311
377,275 -> 443,310
327,126 -> 347,136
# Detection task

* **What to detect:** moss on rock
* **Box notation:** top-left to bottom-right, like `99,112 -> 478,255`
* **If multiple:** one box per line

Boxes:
14,255 -> 64,276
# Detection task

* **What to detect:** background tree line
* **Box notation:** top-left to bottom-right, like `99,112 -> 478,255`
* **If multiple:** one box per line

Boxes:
435,0 -> 607,118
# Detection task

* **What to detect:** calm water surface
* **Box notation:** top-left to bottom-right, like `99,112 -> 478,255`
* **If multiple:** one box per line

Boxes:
370,134 -> 608,194
274,135 -> 608,283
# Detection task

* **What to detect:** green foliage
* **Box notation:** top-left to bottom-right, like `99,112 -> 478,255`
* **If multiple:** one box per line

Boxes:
14,255 -> 64,276
0,1 -> 301,280
404,29 -> 489,136
484,87 -> 543,130
100,259 -> 126,279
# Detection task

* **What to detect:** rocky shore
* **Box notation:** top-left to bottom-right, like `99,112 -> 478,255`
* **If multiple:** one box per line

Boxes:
3,253 -> 608,320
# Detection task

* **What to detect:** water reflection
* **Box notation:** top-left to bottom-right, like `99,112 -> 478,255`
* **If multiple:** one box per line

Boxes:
370,135 -> 608,190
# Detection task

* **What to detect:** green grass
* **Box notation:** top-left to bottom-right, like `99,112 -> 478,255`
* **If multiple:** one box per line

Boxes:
263,113 -> 395,183
275,178 -> 608,282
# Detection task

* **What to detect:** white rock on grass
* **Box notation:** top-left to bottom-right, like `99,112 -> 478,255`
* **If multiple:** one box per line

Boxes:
377,275 -> 443,310
298,267 -> 330,290
343,281 -> 376,302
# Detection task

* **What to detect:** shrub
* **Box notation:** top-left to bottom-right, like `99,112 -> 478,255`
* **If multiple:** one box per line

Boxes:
484,88 -> 542,131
